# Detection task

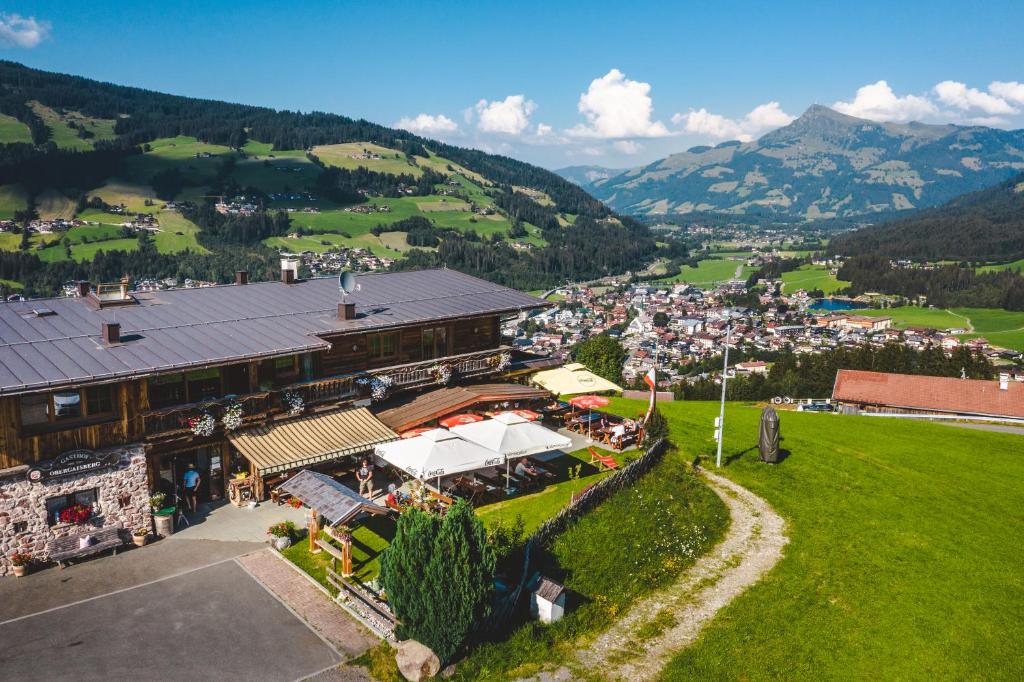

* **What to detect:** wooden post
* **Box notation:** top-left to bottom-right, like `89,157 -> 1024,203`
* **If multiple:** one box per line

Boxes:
309,509 -> 320,553
341,536 -> 353,577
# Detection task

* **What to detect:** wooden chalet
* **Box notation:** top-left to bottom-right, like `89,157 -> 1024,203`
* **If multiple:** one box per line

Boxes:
0,267 -> 551,574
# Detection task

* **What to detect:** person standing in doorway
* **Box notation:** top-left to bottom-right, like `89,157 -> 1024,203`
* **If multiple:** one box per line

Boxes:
183,463 -> 201,513
356,458 -> 374,499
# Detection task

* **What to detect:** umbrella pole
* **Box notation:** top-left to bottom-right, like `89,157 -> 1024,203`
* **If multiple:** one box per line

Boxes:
506,458 -> 510,494
587,407 -> 593,442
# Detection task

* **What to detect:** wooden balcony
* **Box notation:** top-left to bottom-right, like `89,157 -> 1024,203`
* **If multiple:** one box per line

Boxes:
142,347 -> 511,439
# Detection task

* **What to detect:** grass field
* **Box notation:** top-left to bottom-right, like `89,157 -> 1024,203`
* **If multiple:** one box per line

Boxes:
595,399 -> 1024,680
35,188 -> 76,220
0,114 -> 32,144
976,258 -> 1024,274
154,210 -> 208,254
88,181 -> 160,213
781,263 -> 849,294
0,184 -> 28,219
658,257 -> 753,286
860,306 -> 1024,351
312,142 -> 425,177
123,135 -> 234,185
28,101 -> 116,151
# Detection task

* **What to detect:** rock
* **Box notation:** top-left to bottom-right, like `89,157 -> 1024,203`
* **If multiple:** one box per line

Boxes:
440,663 -> 456,678
396,640 -> 441,681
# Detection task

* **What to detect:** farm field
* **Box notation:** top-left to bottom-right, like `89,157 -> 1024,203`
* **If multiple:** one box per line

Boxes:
0,114 -> 32,144
659,256 -> 753,286
860,306 -> 1024,351
0,184 -> 28,219
311,142 -> 426,177
781,263 -> 849,294
600,398 -> 1024,681
28,101 -> 116,151
35,189 -> 76,220
123,135 -> 233,185
976,258 -> 1024,274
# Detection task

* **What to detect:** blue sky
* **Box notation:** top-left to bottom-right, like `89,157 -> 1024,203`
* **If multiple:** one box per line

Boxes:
2,1 -> 1023,168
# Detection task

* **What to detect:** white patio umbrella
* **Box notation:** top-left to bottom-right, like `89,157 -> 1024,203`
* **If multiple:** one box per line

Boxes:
451,412 -> 572,490
374,428 -> 503,490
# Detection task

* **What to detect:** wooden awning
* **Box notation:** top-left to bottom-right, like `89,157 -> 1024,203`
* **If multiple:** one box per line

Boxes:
278,469 -> 386,526
229,407 -> 398,475
376,383 -> 551,433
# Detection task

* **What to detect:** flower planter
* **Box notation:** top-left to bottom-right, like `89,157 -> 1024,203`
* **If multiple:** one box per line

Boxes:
272,535 -> 292,551
12,565 -> 26,578
132,534 -> 148,547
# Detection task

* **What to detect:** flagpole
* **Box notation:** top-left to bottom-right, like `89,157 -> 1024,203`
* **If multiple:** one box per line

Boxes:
715,324 -> 731,468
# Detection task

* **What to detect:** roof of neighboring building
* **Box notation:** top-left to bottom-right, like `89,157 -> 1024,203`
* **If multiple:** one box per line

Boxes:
0,269 -> 547,396
832,369 -> 1024,419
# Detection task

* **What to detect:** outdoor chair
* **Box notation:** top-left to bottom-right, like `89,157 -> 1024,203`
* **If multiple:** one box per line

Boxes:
588,447 -> 619,471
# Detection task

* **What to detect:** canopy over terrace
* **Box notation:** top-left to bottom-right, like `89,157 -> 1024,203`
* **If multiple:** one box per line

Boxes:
450,412 -> 571,459
376,383 -> 551,433
375,428 -> 504,482
228,407 -> 398,480
531,363 -> 623,395
278,469 -> 386,527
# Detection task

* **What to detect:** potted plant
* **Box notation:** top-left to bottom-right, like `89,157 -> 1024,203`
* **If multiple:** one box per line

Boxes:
10,552 -> 31,578
58,502 -> 92,525
132,527 -> 149,547
267,521 -> 297,551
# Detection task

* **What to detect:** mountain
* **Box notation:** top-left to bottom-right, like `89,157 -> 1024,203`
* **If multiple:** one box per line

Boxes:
0,61 -> 658,295
591,105 -> 1024,220
555,165 -> 621,191
829,172 -> 1024,262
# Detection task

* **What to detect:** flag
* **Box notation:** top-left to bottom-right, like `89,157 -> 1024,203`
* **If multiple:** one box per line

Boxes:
644,367 -> 657,423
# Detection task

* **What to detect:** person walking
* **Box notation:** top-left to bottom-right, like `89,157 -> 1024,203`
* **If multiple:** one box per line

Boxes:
182,463 -> 201,513
356,458 -> 374,499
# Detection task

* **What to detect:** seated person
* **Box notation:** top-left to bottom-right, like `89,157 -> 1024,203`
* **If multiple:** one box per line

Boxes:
514,457 -> 539,478
611,422 -> 627,447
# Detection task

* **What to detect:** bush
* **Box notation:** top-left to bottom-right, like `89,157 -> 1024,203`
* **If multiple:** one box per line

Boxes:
267,520 -> 299,541
643,408 -> 670,447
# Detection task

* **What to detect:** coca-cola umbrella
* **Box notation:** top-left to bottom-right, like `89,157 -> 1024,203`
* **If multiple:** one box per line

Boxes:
439,413 -> 484,429
568,395 -> 611,441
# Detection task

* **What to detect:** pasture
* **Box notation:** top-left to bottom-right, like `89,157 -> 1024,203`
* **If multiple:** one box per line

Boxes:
860,306 -> 1024,350
0,184 -> 28,219
28,101 -> 116,151
0,114 -> 32,144
781,263 -> 849,294
659,257 -> 753,286
976,258 -> 1024,274
311,142 -> 424,176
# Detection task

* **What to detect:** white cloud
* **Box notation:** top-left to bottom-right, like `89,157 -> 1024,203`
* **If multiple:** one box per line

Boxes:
673,101 -> 794,143
613,140 -> 643,154
568,69 -> 670,138
934,80 -> 1015,115
832,80 -> 937,122
536,123 -> 554,137
0,13 -> 50,48
474,95 -> 536,135
988,81 -> 1024,107
394,113 -> 459,136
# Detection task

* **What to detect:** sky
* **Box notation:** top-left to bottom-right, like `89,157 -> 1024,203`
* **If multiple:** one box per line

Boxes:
2,1 -> 1024,169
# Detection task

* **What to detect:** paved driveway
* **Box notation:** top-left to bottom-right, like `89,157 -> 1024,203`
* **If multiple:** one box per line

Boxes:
0,554 -> 342,682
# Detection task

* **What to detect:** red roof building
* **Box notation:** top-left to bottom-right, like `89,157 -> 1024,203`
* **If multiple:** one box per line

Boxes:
832,369 -> 1024,420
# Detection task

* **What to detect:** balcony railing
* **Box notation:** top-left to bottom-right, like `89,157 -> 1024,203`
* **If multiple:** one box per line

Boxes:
141,347 -> 512,439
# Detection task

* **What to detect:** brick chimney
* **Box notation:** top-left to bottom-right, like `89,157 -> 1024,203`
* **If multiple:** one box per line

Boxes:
235,270 -> 248,285
75,281 -> 90,297
101,321 -> 121,345
281,257 -> 299,284
338,302 -> 356,320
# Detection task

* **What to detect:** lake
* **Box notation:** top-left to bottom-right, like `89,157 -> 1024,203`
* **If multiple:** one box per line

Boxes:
809,298 -> 868,311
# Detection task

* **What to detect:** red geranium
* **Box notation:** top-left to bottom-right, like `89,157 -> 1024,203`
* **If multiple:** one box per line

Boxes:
59,503 -> 92,525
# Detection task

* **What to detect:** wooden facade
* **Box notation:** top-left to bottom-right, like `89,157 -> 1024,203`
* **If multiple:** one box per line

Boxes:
0,315 -> 505,474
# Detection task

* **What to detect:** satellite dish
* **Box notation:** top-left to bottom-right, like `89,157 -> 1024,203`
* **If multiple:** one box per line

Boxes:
339,271 -> 357,301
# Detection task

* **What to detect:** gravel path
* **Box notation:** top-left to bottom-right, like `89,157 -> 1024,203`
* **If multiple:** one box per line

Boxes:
573,469 -> 788,680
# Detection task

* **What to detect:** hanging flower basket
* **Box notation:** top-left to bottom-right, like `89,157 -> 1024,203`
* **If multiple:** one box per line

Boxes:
358,374 -> 393,402
188,412 -> 216,437
429,363 -> 453,386
488,351 -> 512,371
283,390 -> 304,416
221,402 -> 243,431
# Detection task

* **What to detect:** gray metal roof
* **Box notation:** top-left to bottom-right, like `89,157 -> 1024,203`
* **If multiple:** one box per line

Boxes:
0,268 -> 547,396
277,469 -> 382,526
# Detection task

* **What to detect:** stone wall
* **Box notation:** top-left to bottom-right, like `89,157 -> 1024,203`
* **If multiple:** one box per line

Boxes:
0,444 -> 151,576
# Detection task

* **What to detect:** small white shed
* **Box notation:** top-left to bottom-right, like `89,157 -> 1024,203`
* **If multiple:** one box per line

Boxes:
530,577 -> 566,623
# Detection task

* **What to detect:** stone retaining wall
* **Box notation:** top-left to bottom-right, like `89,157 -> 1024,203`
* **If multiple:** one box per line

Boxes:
0,444 -> 150,576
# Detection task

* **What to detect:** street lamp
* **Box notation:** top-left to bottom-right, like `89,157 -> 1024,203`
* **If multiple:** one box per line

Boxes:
715,324 -> 732,468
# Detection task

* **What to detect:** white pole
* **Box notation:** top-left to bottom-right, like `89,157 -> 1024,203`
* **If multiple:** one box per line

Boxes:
716,324 -> 732,468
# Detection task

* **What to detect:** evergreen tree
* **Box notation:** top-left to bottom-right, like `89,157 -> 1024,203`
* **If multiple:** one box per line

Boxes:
379,508 -> 440,644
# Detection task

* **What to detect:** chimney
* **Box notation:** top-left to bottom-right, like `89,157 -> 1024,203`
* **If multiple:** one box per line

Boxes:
338,302 -> 356,320
119,276 -> 129,301
281,257 -> 299,285
235,270 -> 248,285
101,321 -> 121,345
75,281 -> 90,297
999,373 -> 1009,391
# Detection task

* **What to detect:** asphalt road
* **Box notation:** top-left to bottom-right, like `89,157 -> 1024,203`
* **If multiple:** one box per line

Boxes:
0,558 -> 341,682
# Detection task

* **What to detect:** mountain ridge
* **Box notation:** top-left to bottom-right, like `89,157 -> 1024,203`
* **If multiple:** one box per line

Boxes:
560,105 -> 1024,221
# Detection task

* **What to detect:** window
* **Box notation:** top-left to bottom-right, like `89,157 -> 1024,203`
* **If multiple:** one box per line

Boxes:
367,332 -> 398,359
19,386 -> 117,431
274,356 -> 299,384
148,373 -> 186,408
186,368 -> 221,401
45,488 -> 98,526
421,326 -> 448,360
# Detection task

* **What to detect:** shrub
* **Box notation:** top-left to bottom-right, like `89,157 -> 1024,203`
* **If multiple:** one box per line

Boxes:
643,408 -> 670,447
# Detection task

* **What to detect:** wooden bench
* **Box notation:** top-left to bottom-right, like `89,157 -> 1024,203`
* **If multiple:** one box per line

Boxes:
48,524 -> 126,568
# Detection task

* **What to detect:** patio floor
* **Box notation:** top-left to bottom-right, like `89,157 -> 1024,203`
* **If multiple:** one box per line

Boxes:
170,497 -> 309,543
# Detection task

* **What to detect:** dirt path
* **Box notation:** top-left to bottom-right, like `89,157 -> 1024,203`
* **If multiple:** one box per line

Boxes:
946,308 -> 975,332
573,469 -> 788,680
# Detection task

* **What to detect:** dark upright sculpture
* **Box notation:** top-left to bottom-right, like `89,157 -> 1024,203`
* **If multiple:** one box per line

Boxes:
759,406 -> 781,463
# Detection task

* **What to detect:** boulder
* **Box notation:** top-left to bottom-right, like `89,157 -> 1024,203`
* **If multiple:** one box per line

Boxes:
396,640 -> 441,681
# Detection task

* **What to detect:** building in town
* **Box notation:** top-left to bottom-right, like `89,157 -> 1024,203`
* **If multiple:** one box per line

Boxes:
0,267 -> 548,574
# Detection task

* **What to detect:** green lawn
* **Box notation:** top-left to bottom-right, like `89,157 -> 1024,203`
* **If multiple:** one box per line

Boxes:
312,142 -> 426,177
976,258 -> 1024,274
0,184 -> 28,219
282,514 -> 397,587
0,114 -> 32,144
859,307 -> 1024,351
154,210 -> 208,254
658,257 -> 753,286
124,135 -> 234,186
591,398 -> 1024,681
781,263 -> 849,294
28,101 -> 115,151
